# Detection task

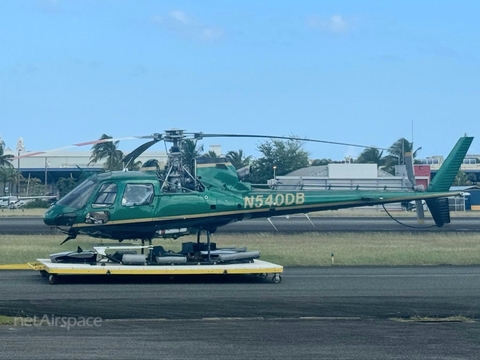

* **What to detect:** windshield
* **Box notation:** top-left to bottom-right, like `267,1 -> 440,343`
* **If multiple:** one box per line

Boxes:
56,178 -> 97,209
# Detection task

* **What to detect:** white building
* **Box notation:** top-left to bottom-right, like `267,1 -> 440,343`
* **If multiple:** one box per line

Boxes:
272,163 -> 413,211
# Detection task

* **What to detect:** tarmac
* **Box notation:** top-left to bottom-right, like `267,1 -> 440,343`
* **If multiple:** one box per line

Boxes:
1,266 -> 480,359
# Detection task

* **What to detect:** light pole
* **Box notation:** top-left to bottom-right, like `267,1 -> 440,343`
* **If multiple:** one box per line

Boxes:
44,157 -> 49,192
273,166 -> 277,180
16,149 -> 20,196
16,138 -> 25,196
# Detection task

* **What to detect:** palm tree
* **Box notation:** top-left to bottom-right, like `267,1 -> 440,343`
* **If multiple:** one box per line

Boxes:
0,167 -> 21,195
0,167 -> 7,195
89,134 -> 125,171
125,159 -> 142,171
0,144 -> 14,195
181,139 -> 203,173
226,149 -> 252,169
355,147 -> 385,166
204,150 -> 219,158
0,144 -> 14,168
388,138 -> 421,165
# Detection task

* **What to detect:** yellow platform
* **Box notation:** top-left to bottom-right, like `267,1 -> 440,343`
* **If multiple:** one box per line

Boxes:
36,258 -> 283,277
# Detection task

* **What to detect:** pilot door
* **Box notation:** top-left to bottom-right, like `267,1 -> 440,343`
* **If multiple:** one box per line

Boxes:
85,182 -> 156,224
115,183 -> 156,221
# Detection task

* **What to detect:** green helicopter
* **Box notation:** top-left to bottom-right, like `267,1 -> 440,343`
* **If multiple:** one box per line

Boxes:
36,130 -> 472,246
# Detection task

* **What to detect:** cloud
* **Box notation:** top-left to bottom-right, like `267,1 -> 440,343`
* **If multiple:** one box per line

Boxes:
37,0 -> 63,14
380,54 -> 401,62
417,45 -> 460,59
9,63 -> 39,74
73,59 -> 99,70
169,10 -> 190,25
307,15 -> 349,34
130,64 -> 149,77
152,10 -> 224,42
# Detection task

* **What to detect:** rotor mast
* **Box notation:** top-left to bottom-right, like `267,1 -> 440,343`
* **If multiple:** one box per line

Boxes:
160,129 -> 198,192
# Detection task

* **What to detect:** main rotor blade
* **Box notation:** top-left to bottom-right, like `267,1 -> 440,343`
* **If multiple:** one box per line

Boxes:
11,136 -> 148,160
192,133 -> 388,150
123,139 -> 160,166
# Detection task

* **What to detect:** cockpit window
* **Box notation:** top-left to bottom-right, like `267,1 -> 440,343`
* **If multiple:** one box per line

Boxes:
92,183 -> 118,208
57,179 -> 97,209
122,183 -> 154,207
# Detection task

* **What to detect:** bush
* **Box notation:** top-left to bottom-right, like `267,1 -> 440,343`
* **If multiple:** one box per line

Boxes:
23,199 -> 52,209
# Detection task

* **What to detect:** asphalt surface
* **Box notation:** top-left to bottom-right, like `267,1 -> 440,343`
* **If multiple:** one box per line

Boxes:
2,318 -> 479,360
2,267 -> 480,359
2,214 -> 480,359
1,215 -> 480,234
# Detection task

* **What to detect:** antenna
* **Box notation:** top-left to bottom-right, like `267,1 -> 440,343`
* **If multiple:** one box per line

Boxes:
411,120 -> 414,148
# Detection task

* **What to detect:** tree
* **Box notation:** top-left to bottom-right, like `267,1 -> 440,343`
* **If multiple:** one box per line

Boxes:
56,177 -> 79,198
204,150 -> 219,158
249,139 -> 310,184
454,171 -> 472,186
355,147 -> 385,166
125,159 -> 142,171
311,159 -> 331,166
89,134 -> 124,171
23,177 -> 46,196
0,167 -> 21,195
0,144 -> 14,168
0,144 -> 15,195
380,137 -> 422,175
467,173 -> 477,184
226,149 -> 252,169
387,138 -> 421,166
181,139 -> 203,174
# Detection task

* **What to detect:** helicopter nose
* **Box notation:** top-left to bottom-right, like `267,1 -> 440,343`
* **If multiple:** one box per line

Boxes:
44,206 -> 77,226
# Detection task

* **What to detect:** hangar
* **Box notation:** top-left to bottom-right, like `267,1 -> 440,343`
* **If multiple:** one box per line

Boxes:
3,148 -> 168,196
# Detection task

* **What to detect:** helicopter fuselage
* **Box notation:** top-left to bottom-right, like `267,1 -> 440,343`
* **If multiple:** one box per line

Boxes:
43,168 -> 458,242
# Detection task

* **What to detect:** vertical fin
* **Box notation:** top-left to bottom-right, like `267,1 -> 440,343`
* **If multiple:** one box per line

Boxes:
426,136 -> 474,192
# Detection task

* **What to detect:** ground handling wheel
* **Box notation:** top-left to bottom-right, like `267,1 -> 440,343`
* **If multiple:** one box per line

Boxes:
272,273 -> 282,284
48,274 -> 58,285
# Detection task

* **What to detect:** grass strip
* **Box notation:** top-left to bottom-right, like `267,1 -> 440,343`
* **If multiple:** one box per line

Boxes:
0,315 -> 16,325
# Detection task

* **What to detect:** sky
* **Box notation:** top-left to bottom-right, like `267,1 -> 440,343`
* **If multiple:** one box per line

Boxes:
1,0 -> 479,161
